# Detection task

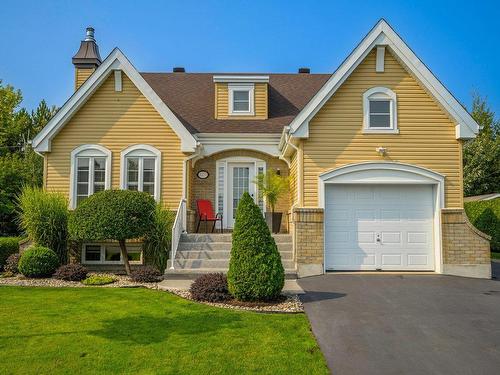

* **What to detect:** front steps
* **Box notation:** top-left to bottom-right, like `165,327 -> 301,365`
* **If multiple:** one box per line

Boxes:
165,233 -> 296,279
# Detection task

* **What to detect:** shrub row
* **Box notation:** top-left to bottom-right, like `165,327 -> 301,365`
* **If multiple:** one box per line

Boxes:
0,237 -> 19,270
465,198 -> 499,252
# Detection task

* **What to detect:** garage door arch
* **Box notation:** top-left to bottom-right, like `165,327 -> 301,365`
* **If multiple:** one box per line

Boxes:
319,162 -> 445,273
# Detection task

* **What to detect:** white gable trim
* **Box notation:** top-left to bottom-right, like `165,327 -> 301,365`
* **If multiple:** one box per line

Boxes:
288,19 -> 479,140
32,48 -> 197,153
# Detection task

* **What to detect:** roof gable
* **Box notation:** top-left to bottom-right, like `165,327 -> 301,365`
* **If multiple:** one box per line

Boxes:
32,48 -> 197,153
287,19 -> 480,140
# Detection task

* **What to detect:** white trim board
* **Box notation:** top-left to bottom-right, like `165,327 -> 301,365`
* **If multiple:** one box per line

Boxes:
32,48 -> 197,153
287,19 -> 479,140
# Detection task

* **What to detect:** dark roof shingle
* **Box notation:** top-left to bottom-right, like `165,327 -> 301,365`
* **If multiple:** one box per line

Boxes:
140,73 -> 330,134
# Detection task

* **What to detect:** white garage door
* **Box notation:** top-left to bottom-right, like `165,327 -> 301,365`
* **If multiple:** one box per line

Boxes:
325,184 -> 434,271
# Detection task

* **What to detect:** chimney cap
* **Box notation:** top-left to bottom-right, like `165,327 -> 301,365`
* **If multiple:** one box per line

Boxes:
72,26 -> 102,68
173,67 -> 185,73
298,67 -> 310,74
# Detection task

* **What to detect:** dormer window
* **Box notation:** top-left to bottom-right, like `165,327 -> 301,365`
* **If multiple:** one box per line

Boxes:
229,83 -> 254,115
363,87 -> 398,133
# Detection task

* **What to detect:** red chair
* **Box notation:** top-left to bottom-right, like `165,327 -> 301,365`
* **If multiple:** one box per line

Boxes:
196,199 -> 223,233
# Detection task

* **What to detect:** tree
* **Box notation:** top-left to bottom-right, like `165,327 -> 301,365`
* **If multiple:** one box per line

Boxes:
463,95 -> 500,196
0,80 -> 58,235
227,192 -> 285,301
68,190 -> 156,275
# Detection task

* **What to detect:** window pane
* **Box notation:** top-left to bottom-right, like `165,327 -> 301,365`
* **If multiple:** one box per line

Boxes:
370,114 -> 391,128
94,157 -> 106,171
77,183 -> 89,195
127,157 -> 139,189
233,90 -> 249,101
77,195 -> 88,205
127,158 -> 139,171
93,183 -> 105,193
85,245 -> 101,261
370,100 -> 390,114
143,183 -> 154,196
233,101 -> 249,112
128,250 -> 142,262
77,158 -> 89,183
77,157 -> 89,169
143,158 -> 155,184
105,246 -> 121,261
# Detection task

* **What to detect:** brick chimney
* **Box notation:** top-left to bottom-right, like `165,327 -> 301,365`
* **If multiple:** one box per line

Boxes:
72,27 -> 102,90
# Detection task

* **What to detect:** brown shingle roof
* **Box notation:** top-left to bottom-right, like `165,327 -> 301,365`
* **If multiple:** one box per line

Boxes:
140,73 -> 330,134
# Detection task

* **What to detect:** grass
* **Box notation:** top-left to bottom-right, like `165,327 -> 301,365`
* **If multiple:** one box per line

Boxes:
0,286 -> 328,374
491,252 -> 500,260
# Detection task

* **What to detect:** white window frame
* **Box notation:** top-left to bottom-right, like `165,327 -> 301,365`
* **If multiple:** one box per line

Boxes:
363,87 -> 399,133
81,243 -> 143,265
70,144 -> 112,209
120,144 -> 161,201
228,83 -> 254,116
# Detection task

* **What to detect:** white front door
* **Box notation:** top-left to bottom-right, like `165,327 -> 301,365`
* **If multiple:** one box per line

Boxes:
227,163 -> 255,227
324,184 -> 434,271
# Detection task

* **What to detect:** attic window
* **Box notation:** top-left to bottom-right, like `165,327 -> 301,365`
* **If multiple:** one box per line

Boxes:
363,87 -> 398,133
229,84 -> 254,115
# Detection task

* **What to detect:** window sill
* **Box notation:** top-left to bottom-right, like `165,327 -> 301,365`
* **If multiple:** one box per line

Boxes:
228,112 -> 255,117
362,128 -> 400,134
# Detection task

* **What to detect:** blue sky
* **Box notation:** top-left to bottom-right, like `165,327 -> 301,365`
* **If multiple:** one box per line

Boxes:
1,0 -> 499,114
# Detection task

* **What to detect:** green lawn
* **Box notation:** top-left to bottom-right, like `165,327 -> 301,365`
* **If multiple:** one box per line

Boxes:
492,252 -> 500,260
0,286 -> 328,374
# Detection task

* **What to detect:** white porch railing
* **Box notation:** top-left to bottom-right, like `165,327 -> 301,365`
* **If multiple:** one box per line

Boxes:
170,198 -> 187,269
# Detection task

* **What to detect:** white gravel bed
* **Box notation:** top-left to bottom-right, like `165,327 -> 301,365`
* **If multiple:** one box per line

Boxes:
0,273 -> 159,289
163,288 -> 304,313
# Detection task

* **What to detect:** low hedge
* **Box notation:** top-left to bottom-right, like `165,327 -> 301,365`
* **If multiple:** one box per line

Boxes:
0,237 -> 19,270
18,246 -> 59,278
464,198 -> 499,252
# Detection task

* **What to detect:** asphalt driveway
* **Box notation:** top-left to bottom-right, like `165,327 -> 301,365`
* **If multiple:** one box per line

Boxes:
299,262 -> 500,375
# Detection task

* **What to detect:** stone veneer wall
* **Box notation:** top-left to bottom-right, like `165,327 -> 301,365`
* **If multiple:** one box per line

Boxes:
293,207 -> 324,277
442,208 -> 491,279
190,150 -> 289,232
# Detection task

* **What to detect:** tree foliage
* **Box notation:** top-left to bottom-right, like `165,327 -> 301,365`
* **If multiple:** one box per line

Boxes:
253,169 -> 289,213
0,80 -> 58,235
68,190 -> 156,274
227,192 -> 284,301
463,95 -> 500,196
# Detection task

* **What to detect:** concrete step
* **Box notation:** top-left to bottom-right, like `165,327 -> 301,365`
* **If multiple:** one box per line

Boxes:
178,241 -> 293,253
180,233 -> 293,244
167,258 -> 295,270
176,250 -> 294,260
163,269 -> 298,280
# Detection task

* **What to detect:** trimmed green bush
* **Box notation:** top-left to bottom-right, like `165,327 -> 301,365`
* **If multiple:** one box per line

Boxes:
0,237 -> 19,270
227,192 -> 285,301
18,246 -> 59,278
17,187 -> 68,264
465,198 -> 499,251
82,274 -> 117,286
143,204 -> 175,272
69,190 -> 156,275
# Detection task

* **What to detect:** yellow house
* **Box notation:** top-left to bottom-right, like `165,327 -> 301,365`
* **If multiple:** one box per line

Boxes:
33,21 -> 491,278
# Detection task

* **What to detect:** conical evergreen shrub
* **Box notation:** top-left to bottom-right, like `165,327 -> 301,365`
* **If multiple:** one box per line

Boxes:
227,192 -> 285,301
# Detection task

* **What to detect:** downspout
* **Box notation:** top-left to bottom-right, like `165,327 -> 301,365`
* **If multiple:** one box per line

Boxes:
182,143 -> 201,231
281,126 -> 302,207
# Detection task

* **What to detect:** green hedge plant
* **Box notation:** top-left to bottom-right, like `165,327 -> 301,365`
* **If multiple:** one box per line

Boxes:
82,274 -> 117,286
18,245 -> 59,278
69,190 -> 156,275
143,204 -> 175,272
17,187 -> 68,264
0,237 -> 19,270
465,198 -> 499,252
227,192 -> 285,301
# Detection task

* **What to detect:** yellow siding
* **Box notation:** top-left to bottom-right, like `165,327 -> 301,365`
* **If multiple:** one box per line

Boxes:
75,68 -> 95,90
215,82 -> 268,119
46,72 -> 186,208
302,49 -> 463,208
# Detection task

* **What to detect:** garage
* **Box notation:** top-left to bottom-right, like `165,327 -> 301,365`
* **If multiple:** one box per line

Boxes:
325,184 -> 435,271
320,162 -> 445,272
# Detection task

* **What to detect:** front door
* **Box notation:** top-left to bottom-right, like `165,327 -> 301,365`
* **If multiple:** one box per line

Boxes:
227,163 -> 255,227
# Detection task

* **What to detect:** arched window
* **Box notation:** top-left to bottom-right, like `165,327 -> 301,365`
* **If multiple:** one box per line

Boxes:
120,145 -> 161,201
363,87 -> 398,133
70,145 -> 112,209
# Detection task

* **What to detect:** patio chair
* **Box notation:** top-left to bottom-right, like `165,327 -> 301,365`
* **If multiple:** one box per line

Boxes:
196,199 -> 223,233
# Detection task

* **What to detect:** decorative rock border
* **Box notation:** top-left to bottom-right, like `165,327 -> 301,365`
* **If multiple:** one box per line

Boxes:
162,288 -> 304,313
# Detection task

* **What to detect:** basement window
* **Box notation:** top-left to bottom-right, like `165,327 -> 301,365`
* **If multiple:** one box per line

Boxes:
229,84 -> 254,115
363,87 -> 398,133
82,243 -> 143,265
